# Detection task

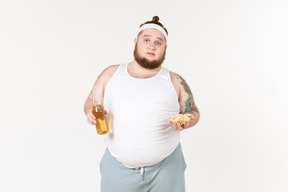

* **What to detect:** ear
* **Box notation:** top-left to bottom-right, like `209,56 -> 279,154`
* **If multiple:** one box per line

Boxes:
165,44 -> 168,49
134,38 -> 137,44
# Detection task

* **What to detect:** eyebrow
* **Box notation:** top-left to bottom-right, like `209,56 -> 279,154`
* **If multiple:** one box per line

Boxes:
141,34 -> 164,42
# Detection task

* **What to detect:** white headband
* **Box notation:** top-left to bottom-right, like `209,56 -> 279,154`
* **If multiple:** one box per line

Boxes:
138,23 -> 168,41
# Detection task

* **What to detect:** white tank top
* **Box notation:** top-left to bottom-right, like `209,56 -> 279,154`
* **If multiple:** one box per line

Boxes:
103,63 -> 180,168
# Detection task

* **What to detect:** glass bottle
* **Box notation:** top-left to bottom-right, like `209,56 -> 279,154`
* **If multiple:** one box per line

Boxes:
91,89 -> 108,135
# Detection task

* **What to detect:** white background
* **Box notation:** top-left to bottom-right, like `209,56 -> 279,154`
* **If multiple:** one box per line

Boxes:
1,0 -> 288,191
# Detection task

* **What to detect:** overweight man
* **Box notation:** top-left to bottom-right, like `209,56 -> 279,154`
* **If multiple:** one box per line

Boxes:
84,16 -> 200,192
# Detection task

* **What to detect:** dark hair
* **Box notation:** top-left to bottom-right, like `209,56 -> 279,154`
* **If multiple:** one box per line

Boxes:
139,16 -> 168,36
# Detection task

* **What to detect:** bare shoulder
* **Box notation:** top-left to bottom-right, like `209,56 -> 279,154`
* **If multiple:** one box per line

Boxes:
93,64 -> 120,90
169,71 -> 185,96
105,64 -> 120,73
169,70 -> 193,101
169,71 -> 180,83
100,64 -> 120,78
97,64 -> 120,83
169,71 -> 190,89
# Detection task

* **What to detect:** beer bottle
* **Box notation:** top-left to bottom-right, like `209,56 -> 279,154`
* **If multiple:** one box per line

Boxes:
91,89 -> 108,135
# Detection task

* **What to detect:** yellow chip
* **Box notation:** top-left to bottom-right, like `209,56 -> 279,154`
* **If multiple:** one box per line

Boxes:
171,113 -> 193,125
173,115 -> 183,123
184,116 -> 190,122
171,114 -> 180,121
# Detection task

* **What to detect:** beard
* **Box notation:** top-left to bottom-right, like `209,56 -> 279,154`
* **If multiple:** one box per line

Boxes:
133,45 -> 166,69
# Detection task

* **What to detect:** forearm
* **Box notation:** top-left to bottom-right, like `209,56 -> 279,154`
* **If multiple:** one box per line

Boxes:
181,101 -> 200,128
187,111 -> 200,128
84,98 -> 93,115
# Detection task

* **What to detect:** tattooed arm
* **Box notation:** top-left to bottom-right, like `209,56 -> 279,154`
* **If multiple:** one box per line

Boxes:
170,72 -> 200,131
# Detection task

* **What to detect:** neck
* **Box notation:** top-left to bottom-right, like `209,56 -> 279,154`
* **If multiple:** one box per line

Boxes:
128,60 -> 162,79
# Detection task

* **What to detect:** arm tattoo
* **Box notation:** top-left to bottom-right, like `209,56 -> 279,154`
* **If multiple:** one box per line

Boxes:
176,74 -> 199,114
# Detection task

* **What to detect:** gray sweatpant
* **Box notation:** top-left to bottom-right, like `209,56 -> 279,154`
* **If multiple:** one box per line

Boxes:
100,144 -> 186,192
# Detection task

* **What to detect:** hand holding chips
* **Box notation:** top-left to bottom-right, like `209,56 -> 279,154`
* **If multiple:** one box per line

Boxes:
170,113 -> 193,125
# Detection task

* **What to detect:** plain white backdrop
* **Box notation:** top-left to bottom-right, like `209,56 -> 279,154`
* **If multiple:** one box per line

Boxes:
1,0 -> 288,191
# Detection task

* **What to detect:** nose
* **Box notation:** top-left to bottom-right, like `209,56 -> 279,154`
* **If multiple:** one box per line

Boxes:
148,42 -> 156,50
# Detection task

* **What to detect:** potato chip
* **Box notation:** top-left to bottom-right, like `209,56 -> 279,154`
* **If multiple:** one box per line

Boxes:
184,116 -> 190,122
171,114 -> 192,125
171,114 -> 179,121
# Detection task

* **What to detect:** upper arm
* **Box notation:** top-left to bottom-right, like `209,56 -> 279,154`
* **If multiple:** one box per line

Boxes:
86,65 -> 119,104
170,72 -> 199,114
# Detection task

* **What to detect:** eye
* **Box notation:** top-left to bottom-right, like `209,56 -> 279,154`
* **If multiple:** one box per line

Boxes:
144,39 -> 149,43
155,42 -> 161,45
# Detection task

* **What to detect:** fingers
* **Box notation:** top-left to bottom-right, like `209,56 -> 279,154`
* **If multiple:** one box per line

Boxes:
190,115 -> 195,120
86,109 -> 110,125
170,113 -> 195,131
87,109 -> 96,125
170,120 -> 184,131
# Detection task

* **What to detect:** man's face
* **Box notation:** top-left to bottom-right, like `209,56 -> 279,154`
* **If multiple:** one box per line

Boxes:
133,28 -> 167,69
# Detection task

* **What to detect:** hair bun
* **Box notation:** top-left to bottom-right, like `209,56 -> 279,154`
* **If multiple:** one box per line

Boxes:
152,16 -> 159,22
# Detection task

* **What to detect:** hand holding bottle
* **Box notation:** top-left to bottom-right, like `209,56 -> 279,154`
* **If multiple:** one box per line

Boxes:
88,89 -> 109,135
86,108 -> 109,125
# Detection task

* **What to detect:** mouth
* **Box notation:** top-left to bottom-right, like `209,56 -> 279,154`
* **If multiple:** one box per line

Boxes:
146,52 -> 155,56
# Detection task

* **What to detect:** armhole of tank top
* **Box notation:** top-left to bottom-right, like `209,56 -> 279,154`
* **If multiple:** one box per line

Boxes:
166,69 -> 179,99
104,64 -> 122,95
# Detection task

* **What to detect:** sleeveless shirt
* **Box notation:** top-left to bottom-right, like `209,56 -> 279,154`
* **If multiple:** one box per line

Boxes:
103,63 -> 180,168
